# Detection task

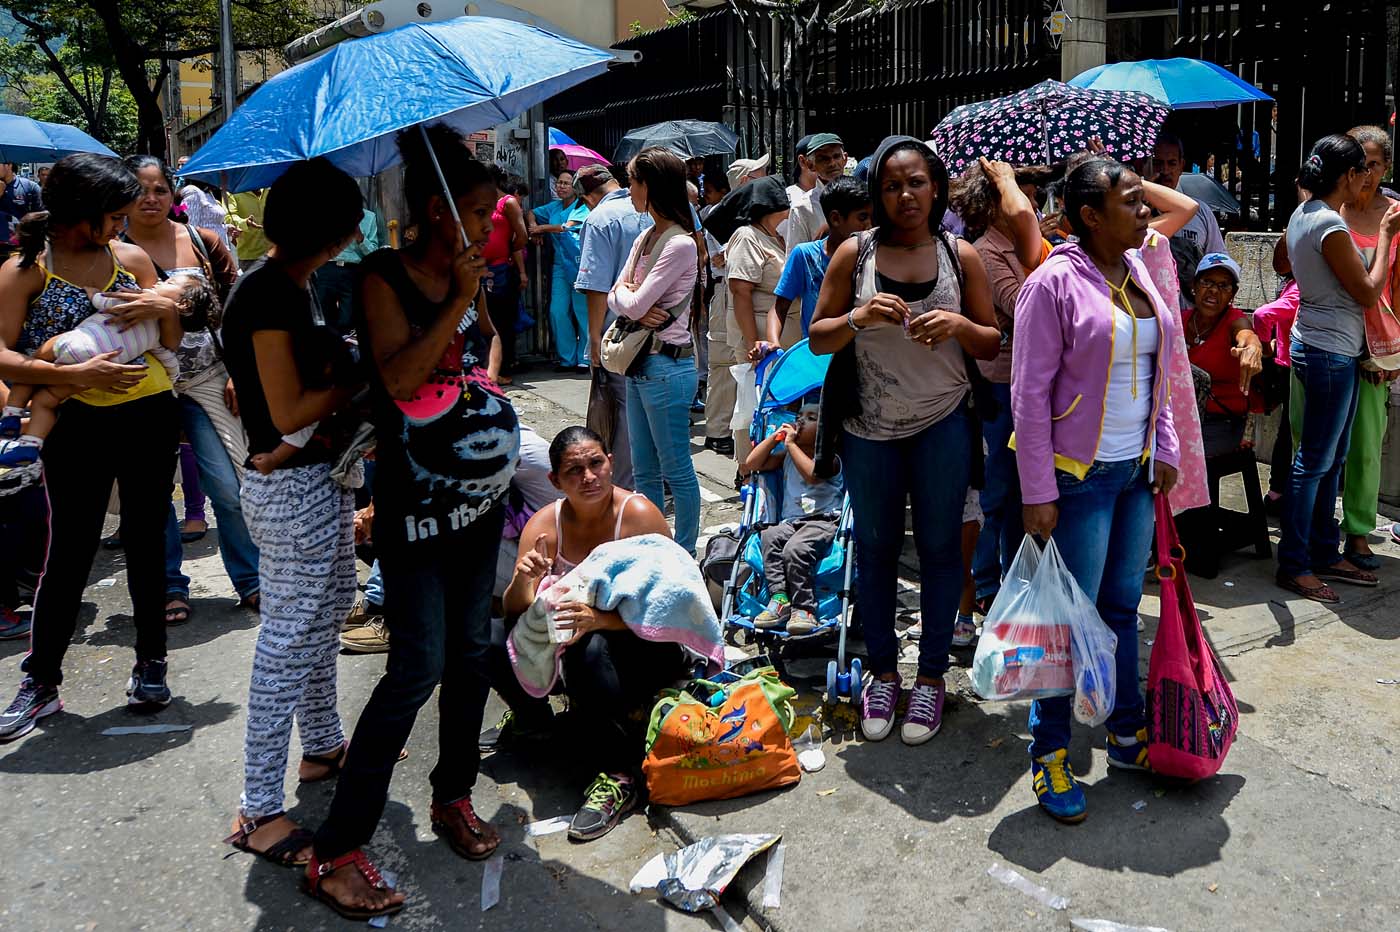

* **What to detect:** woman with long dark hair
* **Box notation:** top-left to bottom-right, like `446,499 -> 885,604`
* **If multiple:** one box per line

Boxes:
481,163 -> 528,383
0,154 -> 183,740
121,155 -> 252,623
809,136 -> 1000,747
1277,134 -> 1400,603
303,125 -> 520,921
1013,158 -> 1181,823
609,146 -> 702,554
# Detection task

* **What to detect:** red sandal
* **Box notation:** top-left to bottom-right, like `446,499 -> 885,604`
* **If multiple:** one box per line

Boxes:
303,849 -> 404,921
430,795 -> 500,861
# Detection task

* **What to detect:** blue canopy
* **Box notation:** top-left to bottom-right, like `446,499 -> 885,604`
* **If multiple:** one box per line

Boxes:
182,16 -> 615,192
1069,58 -> 1273,110
0,114 -> 117,163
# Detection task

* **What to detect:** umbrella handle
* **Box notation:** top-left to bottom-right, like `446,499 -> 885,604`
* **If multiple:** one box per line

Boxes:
420,123 -> 471,251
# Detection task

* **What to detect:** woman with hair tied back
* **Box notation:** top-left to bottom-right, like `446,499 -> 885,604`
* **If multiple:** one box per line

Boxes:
0,153 -> 185,742
1277,134 -> 1400,604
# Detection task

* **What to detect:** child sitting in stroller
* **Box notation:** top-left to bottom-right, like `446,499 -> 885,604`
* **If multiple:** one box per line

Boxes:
743,402 -> 842,635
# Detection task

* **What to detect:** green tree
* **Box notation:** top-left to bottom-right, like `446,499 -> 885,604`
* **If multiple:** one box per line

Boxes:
0,38 -> 137,153
0,0 -> 318,160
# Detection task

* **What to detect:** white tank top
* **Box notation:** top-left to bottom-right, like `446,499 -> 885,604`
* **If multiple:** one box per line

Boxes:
1097,308 -> 1159,462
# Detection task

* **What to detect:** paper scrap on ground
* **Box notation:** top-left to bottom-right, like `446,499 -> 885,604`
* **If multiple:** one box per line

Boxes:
368,871 -> 398,928
762,844 -> 785,909
1377,678 -> 1399,686
101,724 -> 193,736
1131,800 -> 1147,811
1071,920 -> 1172,932
95,578 -> 117,587
525,815 -> 572,837
629,834 -> 779,913
987,863 -> 1069,910
482,854 -> 503,911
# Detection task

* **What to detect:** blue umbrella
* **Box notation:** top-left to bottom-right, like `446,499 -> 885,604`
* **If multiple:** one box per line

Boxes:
0,114 -> 117,163
548,127 -> 577,147
181,16 -> 614,193
1069,58 -> 1273,110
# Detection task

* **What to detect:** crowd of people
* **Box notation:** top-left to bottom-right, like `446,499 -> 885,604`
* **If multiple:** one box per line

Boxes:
0,113 -> 1395,920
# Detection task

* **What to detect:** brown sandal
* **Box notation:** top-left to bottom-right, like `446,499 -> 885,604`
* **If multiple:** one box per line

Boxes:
299,742 -> 349,783
430,795 -> 500,861
1314,565 -> 1378,588
1276,574 -> 1340,604
223,813 -> 314,867
303,849 -> 404,921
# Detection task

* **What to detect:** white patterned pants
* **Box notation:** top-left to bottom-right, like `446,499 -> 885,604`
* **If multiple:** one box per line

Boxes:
238,463 -> 355,818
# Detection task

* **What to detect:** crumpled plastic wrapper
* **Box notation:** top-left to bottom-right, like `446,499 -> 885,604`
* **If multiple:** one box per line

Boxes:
629,833 -> 780,912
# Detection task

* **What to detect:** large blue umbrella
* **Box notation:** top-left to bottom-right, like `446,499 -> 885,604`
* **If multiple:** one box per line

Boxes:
0,114 -> 117,163
548,127 -> 577,147
1069,58 -> 1273,110
181,16 -> 615,193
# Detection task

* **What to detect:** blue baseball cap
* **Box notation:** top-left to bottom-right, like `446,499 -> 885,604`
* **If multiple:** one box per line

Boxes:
1195,252 -> 1241,283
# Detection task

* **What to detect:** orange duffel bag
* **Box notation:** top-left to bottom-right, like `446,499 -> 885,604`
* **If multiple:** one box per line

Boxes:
642,667 -> 801,806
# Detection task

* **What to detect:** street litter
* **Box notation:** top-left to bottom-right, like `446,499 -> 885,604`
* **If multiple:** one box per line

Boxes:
762,844 -> 785,908
794,726 -> 825,773
95,578 -> 117,588
629,834 -> 780,913
482,854 -> 503,911
98,657 -> 112,664
1071,920 -> 1172,932
987,863 -> 1069,910
1208,883 -> 1219,894
712,905 -> 743,932
1223,581 -> 1235,588
816,788 -> 837,797
525,815 -> 573,837
368,871 -> 398,927
1376,679 -> 1399,686
100,724 -> 193,736
1131,800 -> 1147,811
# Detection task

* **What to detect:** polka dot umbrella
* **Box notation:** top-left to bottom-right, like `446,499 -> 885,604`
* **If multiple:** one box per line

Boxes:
929,80 -> 1169,175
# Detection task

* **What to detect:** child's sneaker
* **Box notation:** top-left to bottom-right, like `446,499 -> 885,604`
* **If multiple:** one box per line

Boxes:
0,606 -> 31,640
1106,727 -> 1151,771
951,613 -> 977,647
786,608 -> 818,635
859,674 -> 900,741
903,620 -> 923,640
754,595 -> 790,629
0,438 -> 40,468
0,412 -> 20,439
1032,749 -> 1087,823
900,680 -> 944,745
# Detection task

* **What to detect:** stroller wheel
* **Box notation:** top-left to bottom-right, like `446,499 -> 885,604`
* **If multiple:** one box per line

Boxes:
825,660 -> 838,705
849,658 -> 863,703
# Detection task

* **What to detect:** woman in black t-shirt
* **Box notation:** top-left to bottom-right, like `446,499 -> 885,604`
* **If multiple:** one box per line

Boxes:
219,159 -> 367,874
303,126 -> 519,921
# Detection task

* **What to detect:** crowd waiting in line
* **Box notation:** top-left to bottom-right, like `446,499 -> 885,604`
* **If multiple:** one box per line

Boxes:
0,113 -> 1396,920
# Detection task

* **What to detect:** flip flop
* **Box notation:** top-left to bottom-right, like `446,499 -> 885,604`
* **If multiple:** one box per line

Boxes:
1342,549 -> 1382,572
164,598 -> 192,625
1276,574 -> 1340,604
1315,565 -> 1379,587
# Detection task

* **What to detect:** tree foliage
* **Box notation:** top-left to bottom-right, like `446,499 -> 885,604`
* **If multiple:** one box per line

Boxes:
0,0 -> 320,159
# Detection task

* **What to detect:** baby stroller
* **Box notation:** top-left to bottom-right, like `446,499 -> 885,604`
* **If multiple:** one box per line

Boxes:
717,339 -> 862,704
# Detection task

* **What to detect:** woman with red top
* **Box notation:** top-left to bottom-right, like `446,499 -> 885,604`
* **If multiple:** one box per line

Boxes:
1182,252 -> 1263,457
482,164 -> 529,383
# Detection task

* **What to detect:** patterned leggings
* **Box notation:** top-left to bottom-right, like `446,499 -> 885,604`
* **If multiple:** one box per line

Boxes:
238,463 -> 355,819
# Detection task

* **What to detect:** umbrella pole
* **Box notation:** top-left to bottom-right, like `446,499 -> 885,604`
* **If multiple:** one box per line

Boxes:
419,123 -> 471,250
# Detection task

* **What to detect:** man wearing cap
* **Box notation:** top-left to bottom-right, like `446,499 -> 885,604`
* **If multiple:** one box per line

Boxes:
574,164 -> 653,489
727,153 -> 770,190
784,132 -> 847,251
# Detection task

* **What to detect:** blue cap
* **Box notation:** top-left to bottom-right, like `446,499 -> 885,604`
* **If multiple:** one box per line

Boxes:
1195,252 -> 1241,284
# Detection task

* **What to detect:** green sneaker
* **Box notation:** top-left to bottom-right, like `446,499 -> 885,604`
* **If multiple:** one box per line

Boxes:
568,773 -> 637,841
754,594 -> 791,629
478,707 -> 554,752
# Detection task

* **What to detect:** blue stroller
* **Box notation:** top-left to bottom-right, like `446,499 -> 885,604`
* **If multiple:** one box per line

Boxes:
718,340 -> 862,704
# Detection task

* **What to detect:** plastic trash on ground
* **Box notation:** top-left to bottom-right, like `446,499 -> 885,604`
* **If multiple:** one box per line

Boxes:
629,833 -> 780,913
971,536 -> 1118,726
1071,919 -> 1173,932
987,862 -> 1069,910
793,725 -> 825,773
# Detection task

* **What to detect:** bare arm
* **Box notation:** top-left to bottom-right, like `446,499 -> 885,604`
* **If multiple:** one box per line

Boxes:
1320,207 -> 1398,307
981,158 -> 1041,270
252,330 -> 349,435
769,296 -> 792,345
946,242 -> 1002,359
807,237 -> 908,354
743,426 -> 788,474
503,511 -> 556,619
1228,317 -> 1264,393
616,492 -> 674,539
1144,180 -> 1198,237
729,278 -> 760,348
785,438 -> 820,485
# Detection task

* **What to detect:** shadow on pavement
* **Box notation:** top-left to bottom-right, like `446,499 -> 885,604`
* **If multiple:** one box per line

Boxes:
88,598 -> 260,652
987,772 -> 1244,876
0,696 -> 238,774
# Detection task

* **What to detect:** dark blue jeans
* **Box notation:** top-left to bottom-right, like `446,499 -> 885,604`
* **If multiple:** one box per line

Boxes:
972,381 -> 1022,601
1027,459 -> 1153,759
1278,340 -> 1359,577
843,409 -> 970,680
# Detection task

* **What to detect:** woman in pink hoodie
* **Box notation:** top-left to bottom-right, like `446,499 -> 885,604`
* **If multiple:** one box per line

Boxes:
1011,158 -> 1180,824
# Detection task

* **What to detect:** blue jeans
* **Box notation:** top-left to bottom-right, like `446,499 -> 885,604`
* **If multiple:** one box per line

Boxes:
364,559 -> 384,608
972,382 -> 1022,601
1027,459 -> 1153,759
164,393 -> 260,600
625,352 -> 700,554
1278,340 -> 1359,577
549,264 -> 589,367
843,410 -> 970,680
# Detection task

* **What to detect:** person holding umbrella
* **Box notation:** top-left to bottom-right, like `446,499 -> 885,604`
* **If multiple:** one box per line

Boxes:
304,125 -> 520,920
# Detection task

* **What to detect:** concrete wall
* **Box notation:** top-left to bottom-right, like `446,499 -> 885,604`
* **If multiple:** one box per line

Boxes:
508,0 -> 617,48
613,0 -> 669,41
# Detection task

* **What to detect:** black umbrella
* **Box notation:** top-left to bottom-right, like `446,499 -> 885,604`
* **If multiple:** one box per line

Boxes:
613,119 -> 739,164
1176,173 -> 1241,216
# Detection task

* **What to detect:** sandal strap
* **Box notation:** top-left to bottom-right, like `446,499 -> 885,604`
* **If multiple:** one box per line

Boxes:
440,795 -> 485,833
302,743 -> 347,766
262,828 -> 314,864
311,848 -> 387,889
223,812 -> 286,845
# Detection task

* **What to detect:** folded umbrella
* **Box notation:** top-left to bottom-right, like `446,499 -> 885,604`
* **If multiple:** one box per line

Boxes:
1069,58 -> 1273,110
0,114 -> 117,164
929,80 -> 1168,176
614,119 -> 738,165
1176,173 -> 1241,216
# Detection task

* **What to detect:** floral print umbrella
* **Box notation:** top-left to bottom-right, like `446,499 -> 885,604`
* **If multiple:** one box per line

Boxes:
929,80 -> 1170,175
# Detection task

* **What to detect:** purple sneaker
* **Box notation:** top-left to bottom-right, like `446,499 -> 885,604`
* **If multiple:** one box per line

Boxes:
900,680 -> 945,745
860,674 -> 900,741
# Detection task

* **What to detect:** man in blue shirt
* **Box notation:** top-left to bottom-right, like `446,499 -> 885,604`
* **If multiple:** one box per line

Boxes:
770,177 -> 870,342
0,163 -> 43,261
574,165 -> 654,490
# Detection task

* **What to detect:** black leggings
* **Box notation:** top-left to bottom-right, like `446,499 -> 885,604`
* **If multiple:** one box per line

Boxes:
488,617 -> 687,777
485,263 -> 520,373
26,393 -> 178,686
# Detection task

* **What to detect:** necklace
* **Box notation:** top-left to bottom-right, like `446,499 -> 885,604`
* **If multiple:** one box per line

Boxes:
1188,313 -> 1223,346
57,245 -> 110,285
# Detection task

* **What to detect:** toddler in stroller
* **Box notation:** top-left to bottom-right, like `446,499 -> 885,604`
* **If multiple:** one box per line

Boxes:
743,402 -> 842,636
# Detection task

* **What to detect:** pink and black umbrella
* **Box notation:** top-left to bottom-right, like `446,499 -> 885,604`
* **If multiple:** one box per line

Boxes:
930,80 -> 1169,174
551,142 -> 608,171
